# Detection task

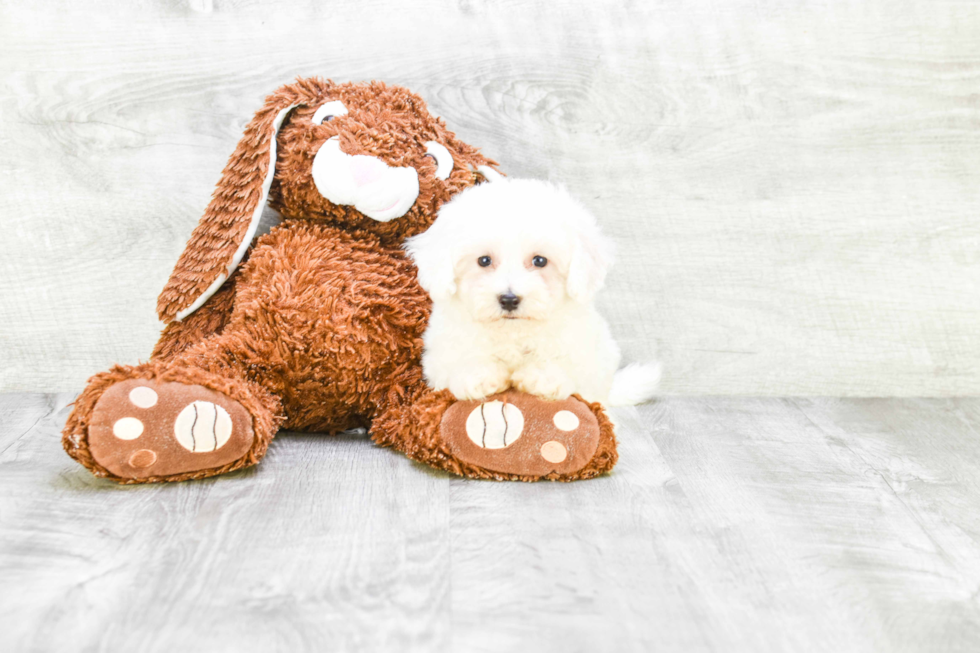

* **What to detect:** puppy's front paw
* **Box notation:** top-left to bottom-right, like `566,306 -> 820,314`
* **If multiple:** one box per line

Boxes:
512,366 -> 575,401
448,366 -> 510,401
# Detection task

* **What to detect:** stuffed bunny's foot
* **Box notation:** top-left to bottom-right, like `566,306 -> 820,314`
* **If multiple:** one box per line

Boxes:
441,390 -> 602,478
87,379 -> 255,481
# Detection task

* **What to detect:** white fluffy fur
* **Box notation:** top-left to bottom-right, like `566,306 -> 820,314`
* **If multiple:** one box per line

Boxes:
405,178 -> 660,406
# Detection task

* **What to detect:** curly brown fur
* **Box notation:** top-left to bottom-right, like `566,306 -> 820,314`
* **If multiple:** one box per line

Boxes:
63,78 -> 618,484
152,269 -> 241,361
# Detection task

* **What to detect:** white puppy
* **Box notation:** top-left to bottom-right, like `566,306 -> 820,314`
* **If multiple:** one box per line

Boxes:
405,178 -> 660,405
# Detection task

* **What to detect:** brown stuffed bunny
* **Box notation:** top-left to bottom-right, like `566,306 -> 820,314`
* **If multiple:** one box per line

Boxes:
62,78 -> 617,483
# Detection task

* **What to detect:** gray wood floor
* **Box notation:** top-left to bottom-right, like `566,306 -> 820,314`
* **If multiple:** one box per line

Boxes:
3,393 -> 980,652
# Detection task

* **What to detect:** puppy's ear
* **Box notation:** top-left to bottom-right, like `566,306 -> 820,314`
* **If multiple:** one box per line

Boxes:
404,220 -> 457,300
566,220 -> 615,303
156,92 -> 302,323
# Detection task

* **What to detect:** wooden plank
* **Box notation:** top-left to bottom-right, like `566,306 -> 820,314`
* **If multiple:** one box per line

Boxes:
0,394 -> 451,652
0,393 -> 65,452
2,1 -> 980,394
793,398 -> 980,651
447,399 -> 980,652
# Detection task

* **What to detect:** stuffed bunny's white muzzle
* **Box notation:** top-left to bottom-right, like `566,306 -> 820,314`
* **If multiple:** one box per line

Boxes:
311,137 -> 420,222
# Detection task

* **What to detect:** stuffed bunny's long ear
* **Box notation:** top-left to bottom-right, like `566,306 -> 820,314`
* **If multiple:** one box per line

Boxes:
157,100 -> 300,322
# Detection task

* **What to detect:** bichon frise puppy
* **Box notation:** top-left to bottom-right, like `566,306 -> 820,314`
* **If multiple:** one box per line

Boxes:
405,177 -> 660,406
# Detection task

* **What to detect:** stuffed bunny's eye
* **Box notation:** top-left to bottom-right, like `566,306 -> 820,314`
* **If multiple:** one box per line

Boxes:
424,141 -> 454,180
532,256 -> 548,268
478,256 -> 492,268
312,101 -> 348,125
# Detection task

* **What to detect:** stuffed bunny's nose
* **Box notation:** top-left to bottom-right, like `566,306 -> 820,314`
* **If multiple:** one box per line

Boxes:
351,156 -> 386,187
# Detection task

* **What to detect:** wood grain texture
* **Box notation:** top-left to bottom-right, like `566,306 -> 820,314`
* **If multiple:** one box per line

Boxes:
1,0 -> 980,394
3,393 -> 980,651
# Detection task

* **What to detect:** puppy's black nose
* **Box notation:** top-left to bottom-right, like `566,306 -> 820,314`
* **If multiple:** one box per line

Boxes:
498,293 -> 521,312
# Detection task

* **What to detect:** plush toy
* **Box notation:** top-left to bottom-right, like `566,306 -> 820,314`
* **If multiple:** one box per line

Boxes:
62,78 -> 618,483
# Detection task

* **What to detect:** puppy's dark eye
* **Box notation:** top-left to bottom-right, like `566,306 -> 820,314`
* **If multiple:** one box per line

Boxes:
532,255 -> 548,268
478,256 -> 492,267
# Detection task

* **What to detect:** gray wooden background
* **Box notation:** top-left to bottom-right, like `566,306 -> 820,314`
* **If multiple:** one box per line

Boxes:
2,0 -> 979,395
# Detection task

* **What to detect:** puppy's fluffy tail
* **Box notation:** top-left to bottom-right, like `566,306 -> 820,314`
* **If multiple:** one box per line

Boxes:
606,363 -> 662,406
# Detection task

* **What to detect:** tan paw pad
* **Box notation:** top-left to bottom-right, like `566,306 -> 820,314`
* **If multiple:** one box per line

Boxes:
112,417 -> 144,440
540,441 -> 568,463
128,386 -> 158,408
552,410 -> 579,431
174,401 -> 233,452
465,401 -> 524,449
129,449 -> 157,469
